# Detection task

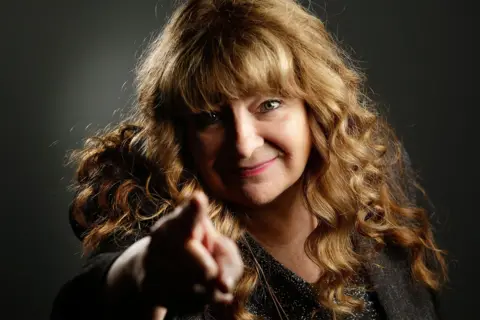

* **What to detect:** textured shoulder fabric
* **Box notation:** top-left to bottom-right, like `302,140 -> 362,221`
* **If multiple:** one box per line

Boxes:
372,146 -> 441,319
384,145 -> 418,206
53,145 -> 437,320
366,244 -> 439,320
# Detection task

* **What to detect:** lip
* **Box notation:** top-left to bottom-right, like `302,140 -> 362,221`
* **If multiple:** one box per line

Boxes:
239,157 -> 277,177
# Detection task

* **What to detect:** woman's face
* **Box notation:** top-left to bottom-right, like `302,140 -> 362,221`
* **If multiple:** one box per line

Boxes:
186,96 -> 311,208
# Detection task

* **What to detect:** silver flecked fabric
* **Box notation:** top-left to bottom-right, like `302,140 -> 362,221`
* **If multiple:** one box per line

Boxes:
237,233 -> 384,320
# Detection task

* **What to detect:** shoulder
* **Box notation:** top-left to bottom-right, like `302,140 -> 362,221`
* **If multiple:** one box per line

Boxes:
365,243 -> 440,319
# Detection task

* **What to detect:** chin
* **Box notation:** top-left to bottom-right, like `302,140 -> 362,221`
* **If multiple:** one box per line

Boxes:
240,192 -> 279,208
233,182 -> 285,208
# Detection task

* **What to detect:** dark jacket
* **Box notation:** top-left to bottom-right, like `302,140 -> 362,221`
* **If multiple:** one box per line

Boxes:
50,229 -> 439,320
50,151 -> 440,319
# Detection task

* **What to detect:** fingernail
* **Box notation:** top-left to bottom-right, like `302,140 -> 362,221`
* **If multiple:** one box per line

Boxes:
223,276 -> 235,291
221,293 -> 234,304
214,291 -> 233,304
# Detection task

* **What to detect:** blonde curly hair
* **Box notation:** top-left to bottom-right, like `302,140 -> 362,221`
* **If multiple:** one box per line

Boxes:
68,0 -> 446,318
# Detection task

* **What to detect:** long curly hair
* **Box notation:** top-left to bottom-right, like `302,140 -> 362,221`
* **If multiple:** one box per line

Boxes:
68,0 -> 446,318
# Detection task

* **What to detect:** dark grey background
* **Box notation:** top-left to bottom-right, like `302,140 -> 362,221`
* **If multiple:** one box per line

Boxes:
2,0 -> 475,319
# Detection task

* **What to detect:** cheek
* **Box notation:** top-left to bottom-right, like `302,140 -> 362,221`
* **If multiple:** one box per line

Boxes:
190,131 -> 224,169
268,112 -> 311,159
189,132 -> 229,196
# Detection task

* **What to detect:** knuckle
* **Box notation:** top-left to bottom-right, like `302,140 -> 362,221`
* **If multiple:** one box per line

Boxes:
223,237 -> 237,251
202,260 -> 218,280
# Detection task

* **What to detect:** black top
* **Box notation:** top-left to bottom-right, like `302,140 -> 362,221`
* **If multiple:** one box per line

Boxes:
235,233 -> 385,320
51,149 -> 440,319
51,229 -> 439,320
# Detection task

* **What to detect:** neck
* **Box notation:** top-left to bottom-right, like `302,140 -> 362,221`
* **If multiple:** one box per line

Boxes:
241,181 -> 317,255
239,182 -> 320,283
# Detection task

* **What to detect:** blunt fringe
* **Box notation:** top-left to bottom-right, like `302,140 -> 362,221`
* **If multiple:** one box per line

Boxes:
68,0 -> 446,318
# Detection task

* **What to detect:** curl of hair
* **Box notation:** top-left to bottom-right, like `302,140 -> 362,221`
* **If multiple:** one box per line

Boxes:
68,0 -> 446,318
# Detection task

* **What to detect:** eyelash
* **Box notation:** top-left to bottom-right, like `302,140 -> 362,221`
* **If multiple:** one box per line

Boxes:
259,99 -> 282,113
193,99 -> 283,129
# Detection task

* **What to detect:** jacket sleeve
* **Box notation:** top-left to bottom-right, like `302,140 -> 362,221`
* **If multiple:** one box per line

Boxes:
49,232 -> 190,320
50,234 -> 137,320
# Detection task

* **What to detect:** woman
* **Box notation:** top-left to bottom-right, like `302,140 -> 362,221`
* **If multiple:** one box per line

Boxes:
51,0 -> 446,319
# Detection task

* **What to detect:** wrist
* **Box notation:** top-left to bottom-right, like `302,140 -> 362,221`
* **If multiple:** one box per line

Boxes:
105,237 -> 150,302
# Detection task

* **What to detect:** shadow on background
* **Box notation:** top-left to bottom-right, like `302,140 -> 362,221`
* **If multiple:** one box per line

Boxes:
1,1 -> 474,319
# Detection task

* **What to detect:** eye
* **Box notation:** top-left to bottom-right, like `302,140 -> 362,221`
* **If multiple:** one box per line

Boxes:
192,111 -> 222,130
259,99 -> 282,113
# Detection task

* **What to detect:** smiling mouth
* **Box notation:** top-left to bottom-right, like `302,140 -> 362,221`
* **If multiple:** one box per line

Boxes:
238,157 -> 277,177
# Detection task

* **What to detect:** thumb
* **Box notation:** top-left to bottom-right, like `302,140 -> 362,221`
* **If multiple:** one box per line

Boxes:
212,237 -> 244,293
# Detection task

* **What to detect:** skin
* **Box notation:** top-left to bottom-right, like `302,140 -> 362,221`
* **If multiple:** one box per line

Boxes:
187,96 -> 321,283
106,96 -> 317,320
107,192 -> 244,319
187,96 -> 312,209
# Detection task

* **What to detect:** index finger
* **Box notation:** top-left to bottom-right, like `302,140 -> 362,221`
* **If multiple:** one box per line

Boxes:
151,191 -> 208,241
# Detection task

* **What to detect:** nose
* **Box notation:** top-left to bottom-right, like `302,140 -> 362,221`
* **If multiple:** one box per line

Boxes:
232,112 -> 264,159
